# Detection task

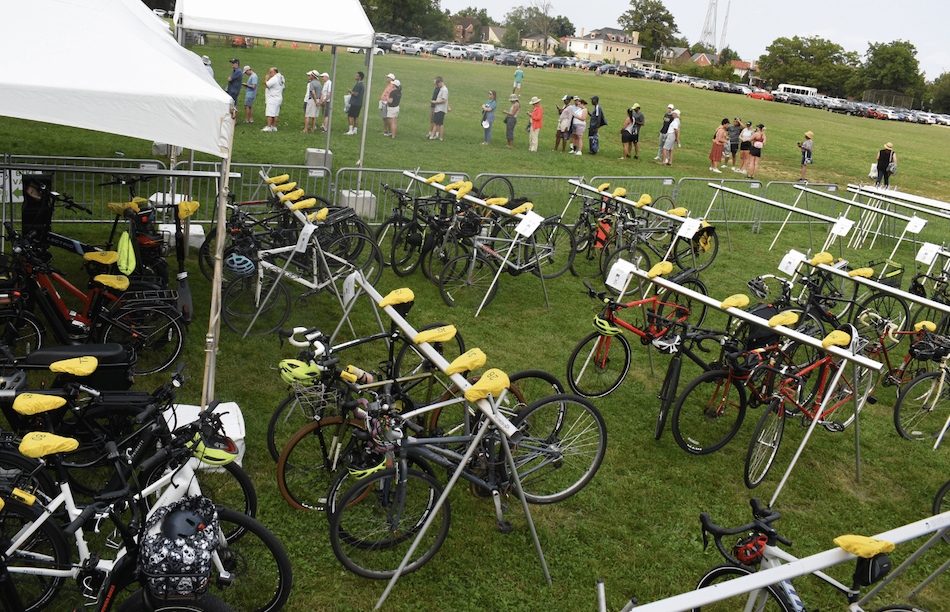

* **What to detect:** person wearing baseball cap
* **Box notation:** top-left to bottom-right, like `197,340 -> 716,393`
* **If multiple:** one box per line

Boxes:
226,58 -> 242,104
241,66 -> 258,124
380,74 -> 396,135
661,109 -> 680,166
656,104 -> 675,160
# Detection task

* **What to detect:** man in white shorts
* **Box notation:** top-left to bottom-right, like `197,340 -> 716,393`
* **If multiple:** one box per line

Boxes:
263,67 -> 285,132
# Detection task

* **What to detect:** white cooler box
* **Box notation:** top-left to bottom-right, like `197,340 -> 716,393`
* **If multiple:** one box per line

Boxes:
305,148 -> 332,168
338,189 -> 377,219
158,223 -> 206,249
162,401 -> 246,470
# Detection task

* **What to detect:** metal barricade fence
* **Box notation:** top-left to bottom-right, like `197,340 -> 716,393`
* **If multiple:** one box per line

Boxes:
472,173 -> 583,222
675,177 -> 766,224
334,168 -> 471,224
587,175 -> 677,211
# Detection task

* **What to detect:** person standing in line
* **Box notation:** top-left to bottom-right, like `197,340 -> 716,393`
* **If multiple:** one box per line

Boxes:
748,124 -> 766,179
262,67 -> 285,132
726,117 -> 742,172
661,109 -> 680,166
380,73 -> 395,135
225,58 -> 242,104
303,70 -> 321,133
655,103 -> 674,160
513,67 -> 524,95
738,120 -> 754,174
527,96 -> 543,152
481,90 -> 497,145
797,130 -> 814,182
553,94 -> 573,152
875,142 -> 896,188
631,102 -> 645,159
318,73 -> 332,133
503,94 -> 520,147
202,56 -> 214,78
429,77 -> 448,141
427,77 -> 442,139
570,98 -> 589,155
709,118 -> 729,173
588,95 -> 605,155
241,66 -> 257,124
386,80 -> 402,139
345,71 -> 364,135
620,107 -> 635,160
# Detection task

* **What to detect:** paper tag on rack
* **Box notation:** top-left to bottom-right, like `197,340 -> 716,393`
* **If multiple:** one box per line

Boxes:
342,272 -> 357,305
514,210 -> 543,237
830,217 -> 854,237
605,259 -> 638,292
676,217 -> 702,239
778,249 -> 807,276
916,242 -> 940,266
906,216 -> 927,234
295,223 -> 317,252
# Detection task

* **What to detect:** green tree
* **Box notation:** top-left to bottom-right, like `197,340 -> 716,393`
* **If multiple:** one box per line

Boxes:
929,73 -> 950,113
858,40 -> 926,100
550,15 -> 575,39
359,0 -> 452,39
617,0 -> 679,56
690,43 -> 716,56
453,7 -> 499,27
718,46 -> 740,65
756,36 -> 858,97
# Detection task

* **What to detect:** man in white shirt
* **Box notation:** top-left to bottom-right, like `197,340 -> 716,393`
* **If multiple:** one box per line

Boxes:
429,77 -> 448,141
319,73 -> 333,132
263,67 -> 285,132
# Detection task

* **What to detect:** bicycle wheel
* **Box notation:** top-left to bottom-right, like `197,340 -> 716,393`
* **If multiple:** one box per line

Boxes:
476,175 -> 515,201
931,476 -> 950,543
393,322 -> 466,408
693,563 -> 794,612
745,398 -> 787,489
423,235 -> 469,284
894,372 -> 950,441
672,225 -> 719,271
508,370 -> 566,411
389,224 -> 425,277
657,277 -> 708,328
439,252 -> 499,309
117,591 -> 234,612
266,381 -> 341,463
570,218 -> 605,279
328,467 -> 450,579
566,331 -> 632,398
870,607 -> 932,612
655,354 -> 683,440
528,221 -> 575,279
0,309 -> 45,359
0,497 -> 72,612
852,292 -> 909,350
211,507 -> 293,612
911,304 -> 950,336
221,273 -> 291,337
101,307 -> 184,375
671,369 -> 747,455
140,459 -> 258,527
320,232 -> 383,288
0,448 -> 58,504
198,224 -> 222,281
509,393 -> 607,504
276,416 -> 365,511
602,246 -> 651,295
374,216 -> 407,268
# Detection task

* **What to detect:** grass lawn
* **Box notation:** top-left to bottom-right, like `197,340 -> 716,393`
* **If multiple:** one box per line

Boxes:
3,39 -> 950,612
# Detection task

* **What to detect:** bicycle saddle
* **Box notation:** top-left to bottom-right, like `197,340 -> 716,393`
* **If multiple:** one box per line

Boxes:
821,329 -> 851,348
769,311 -> 799,328
597,182 -> 611,192
178,201 -> 200,220
379,288 -> 414,308
720,294 -> 749,309
49,356 -> 98,377
290,198 -> 316,211
279,189 -> 305,203
668,207 -> 689,217
426,173 -> 446,184
464,368 -> 509,402
307,208 -> 329,222
810,251 -> 834,266
510,202 -> 533,215
264,173 -> 290,184
833,535 -> 894,558
12,392 -> 67,416
83,251 -> 119,265
634,194 -> 652,208
271,181 -> 298,193
106,199 -> 142,216
485,197 -> 509,207
648,261 -> 673,278
611,188 -> 627,199
19,431 -> 79,458
414,325 -> 457,345
94,274 -> 130,291
447,348 -> 486,375
914,320 -> 937,332
849,267 -> 873,278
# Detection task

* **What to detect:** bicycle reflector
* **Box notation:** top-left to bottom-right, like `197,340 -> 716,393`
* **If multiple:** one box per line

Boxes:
733,534 -> 768,565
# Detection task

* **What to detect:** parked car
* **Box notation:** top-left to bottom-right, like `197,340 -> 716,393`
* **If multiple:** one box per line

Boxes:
734,85 -> 752,95
599,64 -> 618,75
771,91 -> 791,103
545,57 -> 571,69
690,79 -> 711,89
348,47 -> 385,55
436,45 -> 466,59
747,88 -> 773,101
391,42 -> 421,55
493,53 -> 519,66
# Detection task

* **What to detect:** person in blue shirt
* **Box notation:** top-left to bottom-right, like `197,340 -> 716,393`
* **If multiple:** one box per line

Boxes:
241,66 -> 258,124
226,58 -> 242,104
481,90 -> 497,145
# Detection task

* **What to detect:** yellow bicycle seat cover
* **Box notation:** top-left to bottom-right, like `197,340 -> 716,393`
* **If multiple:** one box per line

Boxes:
444,181 -> 464,191
83,251 -> 119,265
50,356 -> 99,377
822,329 -> 851,348
426,173 -> 445,184
447,348 -> 487,375
379,288 -> 414,308
107,200 -> 140,215
307,208 -> 330,222
279,189 -> 305,203
414,325 -> 457,345
915,320 -> 937,332
455,182 -> 473,200
648,261 -> 674,278
271,181 -> 298,193
810,251 -> 834,266
13,393 -> 68,416
669,207 -> 689,217
636,194 -> 652,208
19,432 -> 79,458
597,182 -> 610,192
178,201 -> 200,220
721,294 -> 749,309
510,202 -> 533,215
612,187 -> 627,198
834,535 -> 895,558
290,198 -> 316,211
464,368 -> 510,402
265,173 -> 290,184
849,267 -> 873,278
485,197 -> 508,207
769,311 -> 799,328
94,274 -> 130,291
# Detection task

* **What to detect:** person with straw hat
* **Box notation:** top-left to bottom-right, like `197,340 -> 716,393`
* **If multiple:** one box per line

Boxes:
527,96 -> 543,152
875,142 -> 896,189
797,130 -> 814,182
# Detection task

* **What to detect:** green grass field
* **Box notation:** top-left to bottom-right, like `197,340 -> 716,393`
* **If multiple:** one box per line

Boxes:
3,39 -> 950,612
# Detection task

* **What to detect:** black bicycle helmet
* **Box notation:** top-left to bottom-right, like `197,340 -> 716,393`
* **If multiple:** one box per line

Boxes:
162,508 -> 212,540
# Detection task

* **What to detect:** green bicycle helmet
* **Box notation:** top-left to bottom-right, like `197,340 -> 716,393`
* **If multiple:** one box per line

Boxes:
188,426 -> 240,466
279,359 -> 321,385
346,450 -> 391,479
593,314 -> 621,336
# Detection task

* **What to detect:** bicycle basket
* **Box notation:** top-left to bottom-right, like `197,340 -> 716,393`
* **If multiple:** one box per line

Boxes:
139,496 -> 218,599
864,258 -> 904,288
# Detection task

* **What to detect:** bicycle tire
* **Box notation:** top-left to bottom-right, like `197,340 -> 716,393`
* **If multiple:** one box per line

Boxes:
374,216 -> 408,268
211,507 -> 293,612
852,292 -> 910,351
931,476 -> 950,544
566,331 -> 632,398
671,369 -> 747,455
0,309 -> 45,359
276,416 -> 365,511
328,467 -> 450,580
658,277 -> 708,328
438,252 -> 499,309
221,273 -> 291,337
389,224 -> 425,277
528,221 -> 575,279
266,381 -> 341,463
320,231 -> 383,288
911,304 -> 950,337
569,218 -> 604,279
509,393 -> 607,504
655,354 -> 683,440
692,563 -> 794,612
393,322 -> 466,408
871,607 -> 932,612
602,246 -> 651,295
101,307 -> 184,375
672,225 -> 719,272
745,398 -> 787,489
476,175 -> 515,201
117,591 -> 235,612
0,448 -> 58,503
894,371 -> 950,441
0,496 -> 73,612
819,358 -> 874,430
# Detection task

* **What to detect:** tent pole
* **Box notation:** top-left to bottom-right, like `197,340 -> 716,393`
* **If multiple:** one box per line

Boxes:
357,45 -> 375,167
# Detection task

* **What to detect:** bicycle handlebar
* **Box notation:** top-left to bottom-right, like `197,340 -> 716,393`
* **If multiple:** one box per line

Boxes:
700,498 -> 791,565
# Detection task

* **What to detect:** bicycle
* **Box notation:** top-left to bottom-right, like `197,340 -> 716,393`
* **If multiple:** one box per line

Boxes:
566,268 -> 708,398
891,332 -> 950,445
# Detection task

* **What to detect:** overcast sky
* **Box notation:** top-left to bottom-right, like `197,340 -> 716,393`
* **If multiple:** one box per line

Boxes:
440,0 -> 949,80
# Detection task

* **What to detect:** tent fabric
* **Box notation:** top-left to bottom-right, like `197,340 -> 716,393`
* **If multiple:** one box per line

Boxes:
175,0 -> 375,49
0,0 -> 234,158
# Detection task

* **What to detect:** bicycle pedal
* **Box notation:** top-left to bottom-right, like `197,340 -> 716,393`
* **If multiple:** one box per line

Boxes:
823,421 -> 845,433
866,395 -> 878,404
496,520 -> 514,534
216,574 -> 235,588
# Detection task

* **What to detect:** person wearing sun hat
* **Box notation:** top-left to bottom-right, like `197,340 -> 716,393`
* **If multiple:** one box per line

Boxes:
527,96 -> 543,152
875,142 -> 896,189
656,103 -> 675,160
797,130 -> 814,182
380,73 -> 395,135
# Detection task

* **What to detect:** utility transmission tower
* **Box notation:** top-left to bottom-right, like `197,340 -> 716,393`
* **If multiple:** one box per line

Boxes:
698,0 -> 717,50
717,0 -> 731,54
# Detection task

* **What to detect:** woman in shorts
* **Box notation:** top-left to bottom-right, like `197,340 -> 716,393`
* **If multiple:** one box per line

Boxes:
748,124 -> 766,179
385,80 -> 401,139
